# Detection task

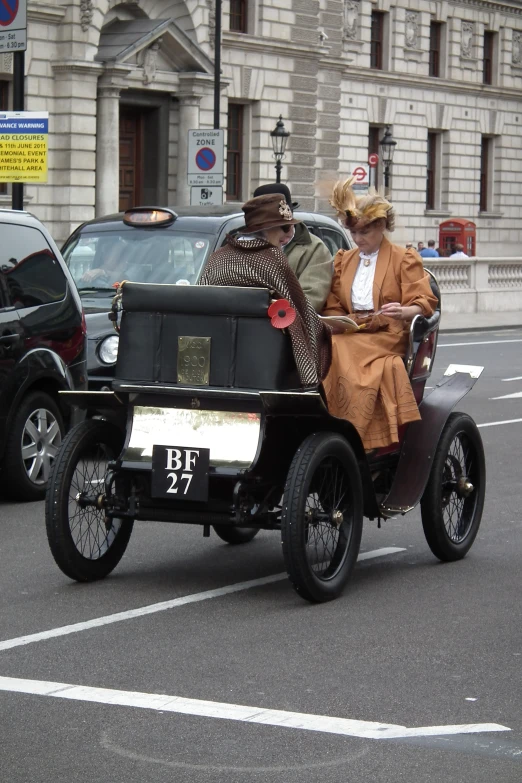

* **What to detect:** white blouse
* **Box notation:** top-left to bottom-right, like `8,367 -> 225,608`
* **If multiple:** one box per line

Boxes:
351,250 -> 378,310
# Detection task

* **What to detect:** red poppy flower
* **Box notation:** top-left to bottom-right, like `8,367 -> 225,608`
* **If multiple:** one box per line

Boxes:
267,298 -> 296,329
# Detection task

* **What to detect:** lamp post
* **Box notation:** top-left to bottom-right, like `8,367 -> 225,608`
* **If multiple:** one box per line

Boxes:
270,115 -> 290,184
379,125 -> 397,192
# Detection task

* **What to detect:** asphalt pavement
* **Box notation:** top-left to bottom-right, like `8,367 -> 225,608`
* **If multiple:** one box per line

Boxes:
1,327 -> 521,783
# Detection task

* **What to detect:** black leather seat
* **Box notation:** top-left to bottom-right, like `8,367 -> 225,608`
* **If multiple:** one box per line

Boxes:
114,283 -> 300,391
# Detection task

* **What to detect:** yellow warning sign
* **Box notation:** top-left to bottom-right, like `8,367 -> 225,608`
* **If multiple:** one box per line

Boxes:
0,112 -> 48,183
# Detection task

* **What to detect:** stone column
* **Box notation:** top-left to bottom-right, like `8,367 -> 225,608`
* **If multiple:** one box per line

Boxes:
176,72 -> 216,206
95,66 -> 130,216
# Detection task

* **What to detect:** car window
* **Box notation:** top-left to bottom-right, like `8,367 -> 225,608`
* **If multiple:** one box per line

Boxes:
319,227 -> 351,255
63,230 -> 212,292
0,223 -> 66,309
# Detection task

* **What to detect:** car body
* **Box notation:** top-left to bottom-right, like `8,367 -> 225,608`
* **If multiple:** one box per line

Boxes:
0,209 -> 86,500
61,205 -> 353,390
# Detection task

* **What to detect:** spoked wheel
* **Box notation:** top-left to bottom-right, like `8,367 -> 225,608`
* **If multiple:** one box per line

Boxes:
212,526 -> 260,544
45,419 -> 133,582
421,412 -> 485,561
281,432 -> 363,603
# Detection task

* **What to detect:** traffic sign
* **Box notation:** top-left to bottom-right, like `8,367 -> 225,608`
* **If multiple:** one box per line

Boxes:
188,129 -> 224,186
0,111 -> 48,183
368,153 -> 379,167
350,164 -> 369,191
0,0 -> 27,53
190,186 -> 223,207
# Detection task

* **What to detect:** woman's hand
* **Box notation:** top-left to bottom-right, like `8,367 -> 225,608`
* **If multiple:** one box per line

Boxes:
380,302 -> 422,321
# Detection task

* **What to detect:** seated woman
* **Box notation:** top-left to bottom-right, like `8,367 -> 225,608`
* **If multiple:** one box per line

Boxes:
199,193 -> 331,387
322,179 -> 438,450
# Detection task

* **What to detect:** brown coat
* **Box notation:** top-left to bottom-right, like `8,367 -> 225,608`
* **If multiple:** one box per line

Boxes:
322,238 -> 438,449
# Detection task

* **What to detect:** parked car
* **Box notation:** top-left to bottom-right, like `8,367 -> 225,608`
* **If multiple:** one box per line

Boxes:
0,209 -> 87,501
61,205 -> 353,390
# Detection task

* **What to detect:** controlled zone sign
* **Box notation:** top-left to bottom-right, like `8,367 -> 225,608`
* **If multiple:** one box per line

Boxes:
0,112 -> 48,183
190,186 -> 223,207
0,0 -> 27,53
187,129 -> 224,186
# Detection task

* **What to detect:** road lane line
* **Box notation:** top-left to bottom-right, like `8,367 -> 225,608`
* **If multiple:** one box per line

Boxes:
0,548 -> 406,652
438,339 -> 522,348
478,418 -> 522,428
490,392 -> 522,400
501,376 -> 522,382
0,676 -> 510,740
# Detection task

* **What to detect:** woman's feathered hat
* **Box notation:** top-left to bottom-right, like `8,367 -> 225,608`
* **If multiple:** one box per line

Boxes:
329,177 -> 394,230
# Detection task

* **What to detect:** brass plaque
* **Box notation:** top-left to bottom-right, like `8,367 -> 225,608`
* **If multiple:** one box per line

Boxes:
177,336 -> 211,386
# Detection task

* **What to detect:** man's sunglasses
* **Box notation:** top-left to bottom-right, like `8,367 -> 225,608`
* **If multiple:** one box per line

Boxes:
280,224 -> 293,234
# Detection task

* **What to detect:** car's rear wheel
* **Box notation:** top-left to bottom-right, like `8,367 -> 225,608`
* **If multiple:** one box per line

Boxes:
3,391 -> 64,501
45,419 -> 132,581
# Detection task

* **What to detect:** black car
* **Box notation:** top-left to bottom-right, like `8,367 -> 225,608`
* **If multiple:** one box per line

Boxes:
61,205 -> 352,390
0,209 -> 86,500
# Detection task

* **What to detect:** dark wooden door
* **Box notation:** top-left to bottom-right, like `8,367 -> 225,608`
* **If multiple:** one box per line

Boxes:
119,109 -> 144,211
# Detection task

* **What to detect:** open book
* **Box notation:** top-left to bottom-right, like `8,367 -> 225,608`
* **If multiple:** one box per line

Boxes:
320,315 -> 366,333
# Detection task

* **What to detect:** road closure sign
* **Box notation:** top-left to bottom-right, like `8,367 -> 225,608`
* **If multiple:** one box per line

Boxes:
188,129 -> 224,187
0,112 -> 48,183
0,0 -> 27,53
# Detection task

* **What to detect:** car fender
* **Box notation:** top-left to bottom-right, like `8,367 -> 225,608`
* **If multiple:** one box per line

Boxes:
0,348 -> 73,462
380,365 -> 484,517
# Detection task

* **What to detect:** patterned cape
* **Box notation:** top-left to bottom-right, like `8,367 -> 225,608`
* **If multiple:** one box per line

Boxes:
198,235 -> 332,386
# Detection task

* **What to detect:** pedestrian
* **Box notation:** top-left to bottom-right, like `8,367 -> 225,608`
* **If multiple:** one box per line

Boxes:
417,241 -> 425,253
435,246 -> 445,257
419,239 -> 439,258
449,243 -> 469,259
253,183 -> 333,312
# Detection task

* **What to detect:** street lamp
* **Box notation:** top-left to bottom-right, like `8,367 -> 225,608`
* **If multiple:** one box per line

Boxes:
379,125 -> 397,191
270,115 -> 290,184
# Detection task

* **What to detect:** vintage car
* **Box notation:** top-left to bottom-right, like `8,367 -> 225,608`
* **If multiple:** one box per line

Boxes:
45,272 -> 485,603
61,205 -> 353,390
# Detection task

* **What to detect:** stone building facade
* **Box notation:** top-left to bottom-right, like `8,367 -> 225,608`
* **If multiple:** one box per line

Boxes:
0,0 -> 521,253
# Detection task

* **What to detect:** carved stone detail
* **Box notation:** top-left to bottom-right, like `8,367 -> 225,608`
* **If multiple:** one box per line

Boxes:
142,41 -> 160,85
241,66 -> 252,98
80,0 -> 94,32
342,0 -> 360,41
461,21 -> 474,57
513,31 -> 522,64
207,0 -> 216,49
405,11 -> 419,48
0,52 -> 13,73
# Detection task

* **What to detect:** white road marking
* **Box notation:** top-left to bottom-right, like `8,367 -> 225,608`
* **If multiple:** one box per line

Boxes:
478,418 -> 522,428
501,376 -> 522,382
490,392 -> 522,400
0,548 -> 406,652
438,339 -> 522,348
0,676 -> 509,741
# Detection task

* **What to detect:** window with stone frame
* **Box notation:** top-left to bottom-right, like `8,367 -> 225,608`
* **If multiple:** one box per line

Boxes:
426,132 -> 438,209
483,30 -> 496,85
479,136 -> 493,212
368,125 -> 381,188
429,22 -> 443,77
370,11 -> 385,70
226,103 -> 244,201
0,81 -> 9,195
229,0 -> 248,33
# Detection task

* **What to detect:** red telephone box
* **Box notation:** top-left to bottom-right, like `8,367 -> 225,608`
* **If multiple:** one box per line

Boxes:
438,219 -> 476,256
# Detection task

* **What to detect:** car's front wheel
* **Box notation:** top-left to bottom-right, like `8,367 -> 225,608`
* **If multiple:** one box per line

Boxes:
3,391 -> 64,501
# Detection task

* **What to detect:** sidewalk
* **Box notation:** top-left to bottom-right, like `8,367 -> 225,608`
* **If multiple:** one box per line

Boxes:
440,310 -> 522,332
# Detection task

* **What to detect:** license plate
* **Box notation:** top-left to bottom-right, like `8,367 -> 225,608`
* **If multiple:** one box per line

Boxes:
151,445 -> 209,501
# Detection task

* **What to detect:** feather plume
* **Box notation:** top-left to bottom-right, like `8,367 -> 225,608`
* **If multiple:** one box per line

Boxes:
329,177 -> 359,220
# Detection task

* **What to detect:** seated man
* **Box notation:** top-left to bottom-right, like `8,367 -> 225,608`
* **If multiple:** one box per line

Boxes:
199,193 -> 332,388
253,183 -> 333,312
81,241 -> 127,286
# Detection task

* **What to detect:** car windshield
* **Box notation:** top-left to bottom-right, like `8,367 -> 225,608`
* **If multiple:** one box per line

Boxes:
63,229 -> 212,294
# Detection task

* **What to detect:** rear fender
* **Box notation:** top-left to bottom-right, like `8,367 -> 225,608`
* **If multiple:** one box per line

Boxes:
380,365 -> 483,517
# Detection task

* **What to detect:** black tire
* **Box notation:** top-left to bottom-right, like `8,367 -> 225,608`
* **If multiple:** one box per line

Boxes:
45,419 -> 133,582
212,525 -> 260,544
281,432 -> 363,603
3,391 -> 65,501
421,412 -> 485,562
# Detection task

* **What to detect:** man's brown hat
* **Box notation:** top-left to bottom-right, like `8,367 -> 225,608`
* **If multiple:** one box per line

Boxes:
242,193 -> 301,234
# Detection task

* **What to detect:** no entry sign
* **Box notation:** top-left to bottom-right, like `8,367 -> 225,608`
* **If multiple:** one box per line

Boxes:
0,0 -> 26,52
188,129 -> 224,187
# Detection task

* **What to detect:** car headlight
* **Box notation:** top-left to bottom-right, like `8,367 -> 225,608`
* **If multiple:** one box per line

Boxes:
98,335 -> 119,365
